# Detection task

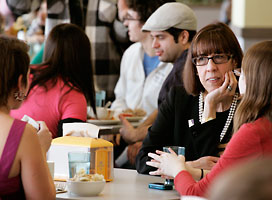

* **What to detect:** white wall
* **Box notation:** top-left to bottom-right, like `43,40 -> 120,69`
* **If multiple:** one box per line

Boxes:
232,0 -> 272,28
191,5 -> 222,30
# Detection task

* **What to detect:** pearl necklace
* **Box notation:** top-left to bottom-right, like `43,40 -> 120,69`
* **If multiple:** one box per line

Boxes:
199,92 -> 239,142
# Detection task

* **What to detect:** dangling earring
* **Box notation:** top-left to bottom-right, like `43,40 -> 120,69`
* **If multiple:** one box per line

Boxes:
14,91 -> 26,101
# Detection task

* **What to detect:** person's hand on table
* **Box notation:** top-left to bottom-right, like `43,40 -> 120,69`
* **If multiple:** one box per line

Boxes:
146,148 -> 186,178
119,115 -> 138,144
37,121 -> 52,153
186,156 -> 219,170
127,141 -> 142,165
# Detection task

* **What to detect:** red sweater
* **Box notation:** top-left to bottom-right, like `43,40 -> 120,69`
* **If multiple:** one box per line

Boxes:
174,117 -> 272,197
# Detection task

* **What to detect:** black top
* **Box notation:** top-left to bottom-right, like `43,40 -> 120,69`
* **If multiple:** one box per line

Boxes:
136,86 -> 233,174
157,49 -> 188,106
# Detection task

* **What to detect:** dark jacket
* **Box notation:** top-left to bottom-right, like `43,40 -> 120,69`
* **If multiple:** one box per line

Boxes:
136,86 -> 233,174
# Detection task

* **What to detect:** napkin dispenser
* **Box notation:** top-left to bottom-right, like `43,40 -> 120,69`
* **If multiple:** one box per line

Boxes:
47,136 -> 114,181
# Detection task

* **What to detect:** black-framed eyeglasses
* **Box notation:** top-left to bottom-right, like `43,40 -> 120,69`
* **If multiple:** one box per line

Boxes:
122,15 -> 140,22
192,54 -> 233,66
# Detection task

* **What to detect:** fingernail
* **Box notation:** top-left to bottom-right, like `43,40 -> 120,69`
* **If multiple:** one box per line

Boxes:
233,69 -> 241,76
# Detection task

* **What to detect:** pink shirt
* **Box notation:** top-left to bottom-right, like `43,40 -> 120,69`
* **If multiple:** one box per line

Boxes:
174,117 -> 272,197
11,78 -> 87,138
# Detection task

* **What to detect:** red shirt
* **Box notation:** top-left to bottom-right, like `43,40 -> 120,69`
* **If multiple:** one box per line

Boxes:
174,117 -> 272,197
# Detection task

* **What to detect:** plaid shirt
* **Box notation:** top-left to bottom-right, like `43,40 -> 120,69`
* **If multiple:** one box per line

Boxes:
85,0 -> 130,102
45,0 -> 130,102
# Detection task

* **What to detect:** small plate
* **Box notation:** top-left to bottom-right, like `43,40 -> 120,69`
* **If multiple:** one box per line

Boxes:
87,119 -> 120,125
125,116 -> 143,122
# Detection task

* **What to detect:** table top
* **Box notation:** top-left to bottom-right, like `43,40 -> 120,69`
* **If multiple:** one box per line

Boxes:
56,168 -> 180,200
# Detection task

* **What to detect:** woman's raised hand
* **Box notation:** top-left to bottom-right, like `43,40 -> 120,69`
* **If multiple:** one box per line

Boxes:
206,70 -> 238,105
202,70 -> 238,121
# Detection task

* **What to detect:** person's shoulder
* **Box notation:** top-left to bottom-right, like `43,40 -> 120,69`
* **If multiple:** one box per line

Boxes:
241,117 -> 272,133
124,42 -> 141,54
168,86 -> 193,106
17,123 -> 39,154
234,117 -> 272,142
23,123 -> 39,138
158,61 -> 173,69
170,86 -> 191,98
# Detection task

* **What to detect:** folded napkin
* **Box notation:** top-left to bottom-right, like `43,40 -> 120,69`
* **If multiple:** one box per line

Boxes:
63,123 -> 99,138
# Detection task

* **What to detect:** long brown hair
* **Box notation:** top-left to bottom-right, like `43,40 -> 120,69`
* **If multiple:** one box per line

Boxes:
183,22 -> 243,95
234,41 -> 272,132
29,23 -> 96,112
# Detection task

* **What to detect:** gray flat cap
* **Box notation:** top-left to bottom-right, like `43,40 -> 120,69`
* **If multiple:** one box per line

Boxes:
142,2 -> 197,31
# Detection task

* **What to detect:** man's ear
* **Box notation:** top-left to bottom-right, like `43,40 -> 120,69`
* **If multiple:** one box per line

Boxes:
178,30 -> 189,45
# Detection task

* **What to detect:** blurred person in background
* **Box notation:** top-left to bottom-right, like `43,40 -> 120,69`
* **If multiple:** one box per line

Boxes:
112,0 -> 174,168
116,2 -> 198,171
208,157 -> 272,200
0,13 -> 4,33
11,23 -> 96,138
118,2 -> 197,156
85,0 -> 131,102
5,0 -> 130,102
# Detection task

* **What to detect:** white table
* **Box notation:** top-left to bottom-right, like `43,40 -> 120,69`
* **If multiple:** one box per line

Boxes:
56,168 -> 180,200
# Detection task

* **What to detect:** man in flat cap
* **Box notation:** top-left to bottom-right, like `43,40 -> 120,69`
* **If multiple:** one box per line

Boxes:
119,2 -> 198,171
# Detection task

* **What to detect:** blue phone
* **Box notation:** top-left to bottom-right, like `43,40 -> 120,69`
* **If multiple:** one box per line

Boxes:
148,182 -> 173,190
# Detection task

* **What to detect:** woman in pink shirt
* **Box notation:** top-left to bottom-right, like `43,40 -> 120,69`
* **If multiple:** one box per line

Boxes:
11,23 -> 96,138
146,40 -> 272,197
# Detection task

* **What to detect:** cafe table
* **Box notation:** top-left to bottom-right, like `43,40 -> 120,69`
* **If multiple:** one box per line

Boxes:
56,168 -> 180,200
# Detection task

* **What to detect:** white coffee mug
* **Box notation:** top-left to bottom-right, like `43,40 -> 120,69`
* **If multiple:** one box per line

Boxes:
47,161 -> 55,179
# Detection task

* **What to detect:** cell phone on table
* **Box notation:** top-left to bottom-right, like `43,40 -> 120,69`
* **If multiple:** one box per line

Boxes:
148,182 -> 173,190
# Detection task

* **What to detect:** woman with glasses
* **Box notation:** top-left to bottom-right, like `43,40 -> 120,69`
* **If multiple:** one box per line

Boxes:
146,40 -> 272,197
136,22 -> 243,174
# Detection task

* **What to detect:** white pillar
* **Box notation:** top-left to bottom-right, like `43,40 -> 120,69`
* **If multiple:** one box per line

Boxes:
231,0 -> 272,51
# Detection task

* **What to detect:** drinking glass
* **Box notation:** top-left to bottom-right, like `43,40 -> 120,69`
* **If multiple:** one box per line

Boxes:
47,161 -> 54,179
162,146 -> 185,186
68,152 -> 91,178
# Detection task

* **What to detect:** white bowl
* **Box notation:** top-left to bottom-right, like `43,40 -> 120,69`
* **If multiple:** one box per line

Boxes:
66,180 -> 106,197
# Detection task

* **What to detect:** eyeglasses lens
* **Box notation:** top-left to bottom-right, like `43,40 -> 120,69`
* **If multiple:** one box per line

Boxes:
192,54 -> 231,66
